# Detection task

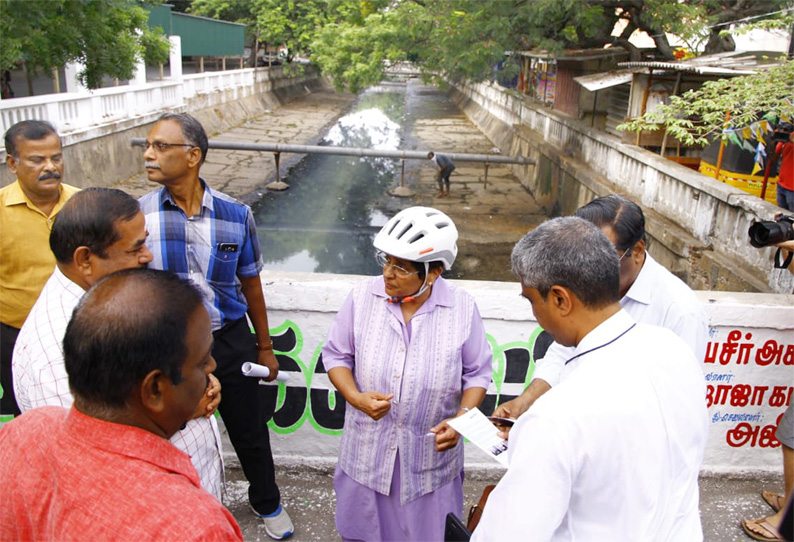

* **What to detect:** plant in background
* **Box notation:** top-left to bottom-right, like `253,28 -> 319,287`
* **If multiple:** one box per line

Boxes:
618,60 -> 794,147
0,0 -> 170,91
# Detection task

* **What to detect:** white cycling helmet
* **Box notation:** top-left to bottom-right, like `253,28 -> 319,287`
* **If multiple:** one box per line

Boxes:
373,206 -> 458,270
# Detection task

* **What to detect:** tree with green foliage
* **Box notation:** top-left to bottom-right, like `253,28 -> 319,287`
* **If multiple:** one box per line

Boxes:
308,0 -> 790,92
252,0 -> 328,62
617,59 -> 794,147
189,0 -> 386,66
0,0 -> 170,91
618,10 -> 794,147
310,6 -> 414,92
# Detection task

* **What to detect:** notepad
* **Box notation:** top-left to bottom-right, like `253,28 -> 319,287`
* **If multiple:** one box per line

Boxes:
447,408 -> 509,467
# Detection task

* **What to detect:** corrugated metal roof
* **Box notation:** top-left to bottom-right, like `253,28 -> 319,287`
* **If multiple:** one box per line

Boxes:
574,51 -> 765,90
517,47 -> 629,61
617,61 -> 757,75
574,69 -> 639,91
617,51 -> 760,75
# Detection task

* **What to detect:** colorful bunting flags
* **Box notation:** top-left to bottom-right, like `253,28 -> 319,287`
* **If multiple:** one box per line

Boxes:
721,115 -> 793,176
752,142 -> 766,176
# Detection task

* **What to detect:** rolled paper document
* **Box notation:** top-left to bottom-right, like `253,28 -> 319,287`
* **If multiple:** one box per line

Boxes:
241,362 -> 290,382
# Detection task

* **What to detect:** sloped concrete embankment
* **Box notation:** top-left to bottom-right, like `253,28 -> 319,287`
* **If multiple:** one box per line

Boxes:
448,82 -> 794,294
8,69 -> 335,191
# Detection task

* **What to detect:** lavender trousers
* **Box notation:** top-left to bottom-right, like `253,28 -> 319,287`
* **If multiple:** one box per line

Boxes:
334,451 -> 464,541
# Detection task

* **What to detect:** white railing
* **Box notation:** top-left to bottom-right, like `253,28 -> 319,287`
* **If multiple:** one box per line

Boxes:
0,60 -> 320,157
0,80 -> 184,142
183,68 -> 255,99
0,65 -> 302,152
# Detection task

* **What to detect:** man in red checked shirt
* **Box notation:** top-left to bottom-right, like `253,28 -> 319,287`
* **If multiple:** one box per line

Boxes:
0,270 -> 242,542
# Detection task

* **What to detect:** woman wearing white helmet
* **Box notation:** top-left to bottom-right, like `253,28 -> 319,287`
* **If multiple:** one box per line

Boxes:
322,206 -> 492,541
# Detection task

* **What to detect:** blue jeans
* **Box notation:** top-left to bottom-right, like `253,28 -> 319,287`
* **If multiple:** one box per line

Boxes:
777,184 -> 794,212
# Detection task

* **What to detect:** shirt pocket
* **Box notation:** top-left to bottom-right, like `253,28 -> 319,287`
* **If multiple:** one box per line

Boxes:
209,245 -> 240,284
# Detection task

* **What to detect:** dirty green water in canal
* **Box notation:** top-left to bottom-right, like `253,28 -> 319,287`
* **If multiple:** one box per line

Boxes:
251,84 -> 402,277
251,81 -> 516,280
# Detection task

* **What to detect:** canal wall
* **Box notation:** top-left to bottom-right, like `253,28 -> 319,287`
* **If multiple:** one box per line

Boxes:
261,270 -> 793,477
448,81 -> 794,295
0,66 -> 328,190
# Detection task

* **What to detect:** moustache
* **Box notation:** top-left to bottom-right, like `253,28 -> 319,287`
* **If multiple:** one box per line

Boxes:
145,161 -> 161,169
38,172 -> 61,181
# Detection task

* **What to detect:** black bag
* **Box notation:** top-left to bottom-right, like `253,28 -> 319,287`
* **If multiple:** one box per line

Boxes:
444,513 -> 471,542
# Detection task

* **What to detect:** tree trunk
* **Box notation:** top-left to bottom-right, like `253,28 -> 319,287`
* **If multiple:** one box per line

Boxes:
254,28 -> 260,68
651,33 -> 676,61
614,18 -> 641,61
615,38 -> 641,61
705,30 -> 736,54
24,61 -> 33,96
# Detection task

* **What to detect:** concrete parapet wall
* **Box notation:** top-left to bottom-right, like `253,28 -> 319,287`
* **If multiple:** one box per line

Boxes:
0,67 -> 327,190
261,271 -> 792,477
183,67 -> 326,135
449,81 -> 794,295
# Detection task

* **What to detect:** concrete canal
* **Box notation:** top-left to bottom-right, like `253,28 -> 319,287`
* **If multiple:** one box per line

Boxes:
250,79 -> 544,282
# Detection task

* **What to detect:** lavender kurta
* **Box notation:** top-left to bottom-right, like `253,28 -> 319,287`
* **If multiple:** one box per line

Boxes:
322,276 -> 492,505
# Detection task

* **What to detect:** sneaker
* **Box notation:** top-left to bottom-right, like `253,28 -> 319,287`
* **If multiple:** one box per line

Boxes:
251,504 -> 294,540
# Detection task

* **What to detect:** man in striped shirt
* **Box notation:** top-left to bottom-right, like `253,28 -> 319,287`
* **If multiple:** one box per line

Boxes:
12,188 -> 225,500
138,113 -> 293,540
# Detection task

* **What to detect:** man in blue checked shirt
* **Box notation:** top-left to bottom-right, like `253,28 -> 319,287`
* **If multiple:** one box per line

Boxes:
137,113 -> 294,540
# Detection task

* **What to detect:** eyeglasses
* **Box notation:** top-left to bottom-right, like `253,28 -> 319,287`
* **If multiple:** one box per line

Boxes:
136,141 -> 195,152
618,246 -> 632,262
376,251 -> 419,278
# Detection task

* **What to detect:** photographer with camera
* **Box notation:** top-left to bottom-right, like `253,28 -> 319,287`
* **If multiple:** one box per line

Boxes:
773,123 -> 794,211
741,233 -> 793,541
749,213 -> 794,273
741,215 -> 794,541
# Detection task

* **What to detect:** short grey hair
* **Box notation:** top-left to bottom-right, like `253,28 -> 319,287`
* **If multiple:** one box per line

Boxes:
511,216 -> 620,308
157,112 -> 208,164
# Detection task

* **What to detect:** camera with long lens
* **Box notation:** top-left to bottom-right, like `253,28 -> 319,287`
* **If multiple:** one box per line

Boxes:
748,215 -> 794,248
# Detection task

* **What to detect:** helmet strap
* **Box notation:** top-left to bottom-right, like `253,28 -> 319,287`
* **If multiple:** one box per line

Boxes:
386,262 -> 431,304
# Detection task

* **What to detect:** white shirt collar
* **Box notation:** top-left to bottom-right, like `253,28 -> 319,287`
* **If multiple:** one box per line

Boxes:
52,265 -> 86,295
622,251 -> 658,307
568,309 -> 636,369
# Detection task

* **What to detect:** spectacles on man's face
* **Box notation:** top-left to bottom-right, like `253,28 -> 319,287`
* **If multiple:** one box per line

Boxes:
375,251 -> 419,278
136,141 -> 195,153
618,246 -> 631,261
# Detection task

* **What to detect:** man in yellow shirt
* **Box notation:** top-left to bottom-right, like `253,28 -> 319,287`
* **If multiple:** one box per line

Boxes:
0,120 -> 79,416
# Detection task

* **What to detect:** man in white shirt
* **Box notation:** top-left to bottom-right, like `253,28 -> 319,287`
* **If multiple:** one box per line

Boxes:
12,188 -> 225,500
472,217 -> 708,541
494,194 -> 708,419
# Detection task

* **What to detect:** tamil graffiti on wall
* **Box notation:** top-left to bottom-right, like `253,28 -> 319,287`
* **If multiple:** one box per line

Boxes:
259,314 -> 792,471
258,320 -> 550,437
2,273 -> 791,474
702,326 -> 792,466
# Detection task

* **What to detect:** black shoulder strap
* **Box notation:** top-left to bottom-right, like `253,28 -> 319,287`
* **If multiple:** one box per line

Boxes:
774,248 -> 794,270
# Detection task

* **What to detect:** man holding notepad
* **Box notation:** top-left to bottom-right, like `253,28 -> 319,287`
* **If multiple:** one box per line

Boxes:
472,217 -> 708,541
